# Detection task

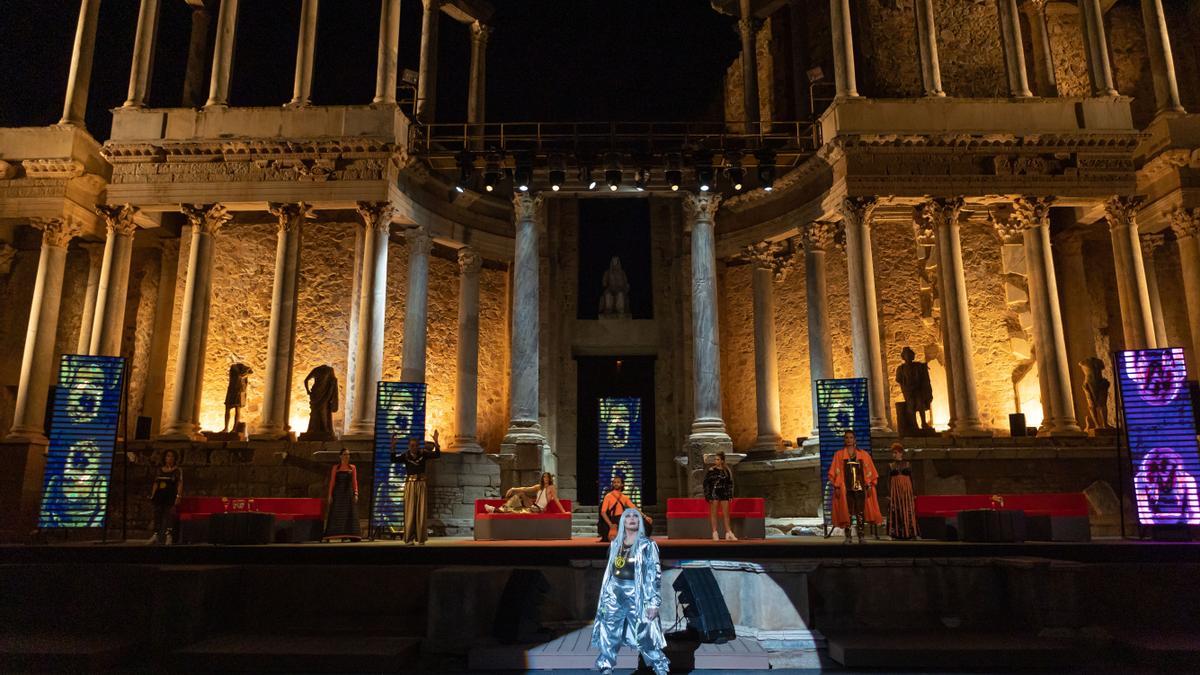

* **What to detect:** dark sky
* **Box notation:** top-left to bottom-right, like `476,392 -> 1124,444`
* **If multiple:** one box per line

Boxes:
0,1 -> 739,140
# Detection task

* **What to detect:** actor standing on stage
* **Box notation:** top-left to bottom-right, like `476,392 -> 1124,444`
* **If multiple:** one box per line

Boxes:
598,475 -> 652,542
592,508 -> 670,675
886,442 -> 920,540
149,449 -> 182,545
828,430 -> 882,543
392,429 -> 441,544
704,451 -> 737,541
323,448 -> 361,541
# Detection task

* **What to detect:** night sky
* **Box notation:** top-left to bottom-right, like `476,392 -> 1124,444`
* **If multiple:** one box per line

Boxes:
0,1 -> 739,139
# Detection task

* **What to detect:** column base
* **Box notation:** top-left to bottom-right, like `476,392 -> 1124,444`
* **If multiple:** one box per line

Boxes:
250,427 -> 296,442
342,419 -> 376,441
156,422 -> 205,442
950,421 -> 994,438
501,420 -> 546,451
4,427 -> 49,445
448,437 -> 484,453
1041,423 -> 1086,437
752,434 -> 784,452
870,425 -> 898,438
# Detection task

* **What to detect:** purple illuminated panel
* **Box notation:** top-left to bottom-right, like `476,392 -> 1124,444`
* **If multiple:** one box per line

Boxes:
1116,348 -> 1200,526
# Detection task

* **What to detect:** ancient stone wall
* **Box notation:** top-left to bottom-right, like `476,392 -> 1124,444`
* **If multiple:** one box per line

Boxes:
1107,3 -> 1155,126
0,232 -> 41,435
776,255 -> 814,443
933,0 -> 1008,98
125,247 -> 161,437
1048,8 -> 1090,97
860,0 -> 923,98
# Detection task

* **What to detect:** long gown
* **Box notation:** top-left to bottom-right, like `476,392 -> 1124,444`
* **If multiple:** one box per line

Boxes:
887,462 -> 920,540
324,466 -> 360,540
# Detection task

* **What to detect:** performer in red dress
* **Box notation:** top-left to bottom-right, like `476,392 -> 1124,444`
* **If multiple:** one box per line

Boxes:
828,431 -> 883,543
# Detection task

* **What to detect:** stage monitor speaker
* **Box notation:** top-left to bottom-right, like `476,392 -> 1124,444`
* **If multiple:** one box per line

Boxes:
671,567 -> 735,644
493,569 -> 551,644
135,416 -> 152,440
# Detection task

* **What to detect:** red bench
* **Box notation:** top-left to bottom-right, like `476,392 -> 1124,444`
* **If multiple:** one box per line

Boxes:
666,498 -> 767,539
473,499 -> 573,541
177,497 -> 325,543
915,493 -> 1090,542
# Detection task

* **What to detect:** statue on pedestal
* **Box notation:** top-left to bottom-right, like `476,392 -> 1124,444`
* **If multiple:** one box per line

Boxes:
301,364 -> 339,441
1079,356 -> 1111,431
599,256 -> 630,319
223,362 -> 253,434
895,346 -> 934,435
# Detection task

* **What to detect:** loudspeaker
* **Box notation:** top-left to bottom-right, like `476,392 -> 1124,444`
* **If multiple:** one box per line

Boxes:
1009,413 -> 1027,437
493,569 -> 551,644
671,567 -> 735,644
135,416 -> 152,440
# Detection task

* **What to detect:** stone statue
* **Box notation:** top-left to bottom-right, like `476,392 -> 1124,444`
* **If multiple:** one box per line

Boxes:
223,362 -> 253,434
301,364 -> 339,441
1080,356 -> 1111,431
895,346 -> 934,433
598,256 -> 630,318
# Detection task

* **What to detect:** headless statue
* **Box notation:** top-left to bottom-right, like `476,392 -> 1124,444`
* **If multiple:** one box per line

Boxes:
599,256 -> 630,318
223,363 -> 253,433
1079,356 -> 1111,431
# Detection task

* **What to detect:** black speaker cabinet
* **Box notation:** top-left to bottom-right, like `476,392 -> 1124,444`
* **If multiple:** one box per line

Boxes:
493,569 -> 551,644
135,416 -> 152,440
671,567 -> 735,644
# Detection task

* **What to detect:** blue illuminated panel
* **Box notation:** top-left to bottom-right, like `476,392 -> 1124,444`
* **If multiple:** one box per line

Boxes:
371,381 -> 427,533
38,355 -> 125,529
815,378 -> 871,529
599,397 -> 643,507
1116,348 -> 1200,526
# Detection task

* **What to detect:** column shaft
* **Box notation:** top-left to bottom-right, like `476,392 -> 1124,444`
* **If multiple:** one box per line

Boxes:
401,227 -> 432,383
1105,198 -> 1156,349
1079,0 -> 1117,96
829,0 -> 859,98
450,248 -> 483,452
1140,0 -> 1185,114
504,194 -> 546,447
1141,237 -> 1168,347
90,206 -> 139,356
343,224 -> 365,434
1170,210 -> 1200,377
1053,233 -> 1095,426
914,0 -> 945,96
996,0 -> 1032,97
346,203 -> 392,438
751,262 -> 782,450
842,199 -> 891,432
124,0 -> 161,107
205,0 -> 240,108
466,22 -> 490,130
1023,1 -> 1059,97
804,223 -> 837,437
738,0 -> 761,128
289,0 -> 319,107
181,5 -> 212,107
416,0 -> 441,123
76,243 -> 104,355
254,204 -> 308,439
373,0 -> 401,104
684,194 -> 731,441
60,0 -> 102,126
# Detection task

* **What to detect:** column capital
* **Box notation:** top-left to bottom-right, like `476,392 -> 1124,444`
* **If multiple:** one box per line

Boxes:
988,208 -> 1024,244
917,197 -> 965,230
741,240 -> 794,282
802,220 -> 841,252
268,202 -> 317,232
421,0 -> 442,10
1141,231 -> 1168,257
683,192 -> 722,225
96,204 -> 140,236
356,201 -> 396,234
1168,207 -> 1200,239
1012,196 -> 1054,230
737,17 -> 763,38
1020,0 -> 1049,11
1104,196 -> 1144,230
512,192 -> 545,223
840,196 -> 879,229
181,203 -> 232,234
404,226 -> 433,255
31,217 -> 82,249
457,246 -> 482,274
470,21 -> 492,45
0,242 -> 15,275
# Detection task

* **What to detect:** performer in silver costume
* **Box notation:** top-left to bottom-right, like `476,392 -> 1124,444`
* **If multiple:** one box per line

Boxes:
591,508 -> 670,675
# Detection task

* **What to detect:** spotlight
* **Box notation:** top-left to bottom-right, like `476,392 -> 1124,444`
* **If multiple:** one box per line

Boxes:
665,153 -> 682,192
606,169 -> 621,191
728,166 -> 745,191
696,166 -> 714,192
580,165 -> 598,191
454,150 -> 474,194
513,153 -> 533,193
634,168 -> 649,191
755,148 -> 777,192
483,154 -> 502,193
547,154 -> 566,192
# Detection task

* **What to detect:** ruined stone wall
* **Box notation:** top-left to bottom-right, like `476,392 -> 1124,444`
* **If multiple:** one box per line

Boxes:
776,258 -> 813,443
1107,3 -> 1155,126
0,231 -> 41,435
933,0 -> 1008,98
718,262 -> 756,450
860,0 -> 922,98
961,219 -> 1024,428
125,248 -> 161,437
1048,8 -> 1090,97
725,16 -> 784,126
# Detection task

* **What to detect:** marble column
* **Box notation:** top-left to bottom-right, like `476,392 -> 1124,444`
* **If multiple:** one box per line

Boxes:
1140,233 -> 1169,348
159,204 -> 231,439
914,0 -> 945,97
1052,232 -> 1096,425
996,0 -> 1032,97
7,219 -> 81,443
788,0 -> 811,120
205,0 -> 240,108
1169,209 -> 1200,376
1105,197 -> 1156,350
343,224 -> 365,435
1011,198 -> 1082,435
738,0 -> 761,127
841,198 -> 891,433
373,0 -> 402,105
288,0 -> 319,107
829,0 -> 859,98
123,0 -> 161,108
90,205 -> 139,356
914,217 -> 959,428
450,247 -> 484,453
345,202 -> 393,439
919,198 -> 988,435
181,3 -> 212,108
1022,0 -> 1059,97
744,242 -> 784,451
253,203 -> 311,440
416,0 -> 442,123
1079,0 -> 1117,96
401,226 -> 432,383
1140,0 -> 1185,115
467,22 -> 490,138
803,222 -> 838,437
60,0 -> 102,126
76,242 -> 104,355
503,193 -> 547,449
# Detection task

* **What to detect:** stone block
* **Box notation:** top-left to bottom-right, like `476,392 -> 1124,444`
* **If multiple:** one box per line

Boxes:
456,473 -> 492,487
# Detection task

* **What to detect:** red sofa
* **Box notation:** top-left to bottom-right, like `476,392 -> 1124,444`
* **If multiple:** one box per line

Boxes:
473,499 -> 573,540
666,498 -> 767,539
915,493 -> 1090,542
177,497 -> 325,543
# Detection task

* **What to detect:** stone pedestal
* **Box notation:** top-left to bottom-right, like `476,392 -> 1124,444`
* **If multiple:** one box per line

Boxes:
0,441 -> 50,542
428,451 -> 500,536
489,442 -> 543,497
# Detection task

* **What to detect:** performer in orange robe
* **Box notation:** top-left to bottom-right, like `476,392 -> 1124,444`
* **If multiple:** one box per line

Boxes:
828,431 -> 883,543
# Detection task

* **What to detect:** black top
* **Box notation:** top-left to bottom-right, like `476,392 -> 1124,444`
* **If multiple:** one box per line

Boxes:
613,542 -> 636,580
151,467 -> 181,505
394,440 -> 441,475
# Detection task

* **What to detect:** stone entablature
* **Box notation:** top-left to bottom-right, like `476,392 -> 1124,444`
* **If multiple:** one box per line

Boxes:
0,125 -> 110,236
1134,113 -> 1200,229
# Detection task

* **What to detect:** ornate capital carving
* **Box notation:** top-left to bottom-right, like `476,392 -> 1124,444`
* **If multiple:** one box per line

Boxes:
512,192 -> 544,224
268,202 -> 317,232
1141,232 -> 1167,257
839,197 -> 878,230
1021,0 -> 1049,13
458,247 -> 482,275
737,17 -> 763,38
404,226 -> 433,256
181,203 -> 232,235
356,201 -> 396,234
1012,196 -> 1053,230
1104,196 -> 1143,231
802,221 -> 840,252
421,0 -> 442,11
95,204 -> 140,236
741,240 -> 794,281
916,197 -> 965,231
988,208 -> 1024,245
0,242 -> 15,275
31,217 -> 82,249
682,192 -> 721,226
470,21 -> 492,45
1168,208 -> 1200,240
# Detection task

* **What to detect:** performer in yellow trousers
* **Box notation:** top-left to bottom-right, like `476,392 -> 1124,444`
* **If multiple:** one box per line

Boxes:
391,429 -> 441,544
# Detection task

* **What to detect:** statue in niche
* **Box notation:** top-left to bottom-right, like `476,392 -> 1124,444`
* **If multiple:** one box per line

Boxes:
598,256 -> 631,319
1080,356 -> 1112,431
895,346 -> 934,435
301,364 -> 339,441
223,361 -> 253,434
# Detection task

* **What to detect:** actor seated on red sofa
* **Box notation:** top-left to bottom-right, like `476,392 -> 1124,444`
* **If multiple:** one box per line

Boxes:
484,472 -> 567,514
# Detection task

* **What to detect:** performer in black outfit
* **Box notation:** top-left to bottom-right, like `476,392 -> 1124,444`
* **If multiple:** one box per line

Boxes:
150,449 -> 182,545
324,448 -> 361,541
703,451 -> 737,541
391,429 -> 441,544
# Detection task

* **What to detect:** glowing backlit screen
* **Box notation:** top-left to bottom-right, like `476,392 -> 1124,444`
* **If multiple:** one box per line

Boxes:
371,381 -> 427,533
38,355 -> 125,529
1116,348 -> 1200,526
816,378 -> 871,528
599,397 -> 643,507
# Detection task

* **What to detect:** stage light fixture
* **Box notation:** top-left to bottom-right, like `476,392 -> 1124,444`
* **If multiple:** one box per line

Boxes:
724,151 -> 745,191
634,168 -> 649,192
696,166 -> 714,192
579,165 -> 598,190
483,154 -> 502,193
756,149 -> 777,192
454,151 -> 474,194
513,154 -> 533,193
664,153 -> 683,192
606,169 -> 622,191
547,154 -> 566,192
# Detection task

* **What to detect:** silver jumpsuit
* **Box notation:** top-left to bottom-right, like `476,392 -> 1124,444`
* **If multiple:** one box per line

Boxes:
591,510 -> 669,674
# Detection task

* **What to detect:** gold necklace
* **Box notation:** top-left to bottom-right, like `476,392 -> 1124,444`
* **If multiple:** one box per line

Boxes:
614,543 -> 630,569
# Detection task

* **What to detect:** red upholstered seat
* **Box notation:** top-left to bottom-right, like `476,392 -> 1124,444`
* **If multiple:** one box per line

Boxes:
916,493 -> 1088,518
473,499 -> 572,520
176,496 -> 228,521
175,496 -> 323,522
667,498 -> 765,519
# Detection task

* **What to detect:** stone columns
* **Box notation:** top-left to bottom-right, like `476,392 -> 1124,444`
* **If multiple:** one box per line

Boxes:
205,0 -> 240,108
181,3 -> 213,108
288,0 -> 320,107
373,0 -> 402,104
919,198 -> 988,435
467,22 -> 490,134
401,226 -> 433,383
450,248 -> 484,453
90,205 -> 139,356
738,0 -> 761,127
914,0 -> 945,97
1140,233 -> 1169,348
1140,0 -> 1185,115
743,242 -> 785,451
59,0 -> 102,126
1022,0 -> 1058,97
76,242 -> 104,355
841,198 -> 891,433
996,0 -> 1032,98
416,0 -> 442,123
1011,198 -> 1082,435
803,222 -> 838,436
1078,0 -> 1117,96
7,219 -> 81,443
345,202 -> 393,439
253,203 -> 312,440
123,0 -> 161,108
503,193 -> 547,449
829,0 -> 859,98
159,204 -> 231,440
1104,197 -> 1156,350
1052,232 -> 1095,424
1169,209 -> 1200,375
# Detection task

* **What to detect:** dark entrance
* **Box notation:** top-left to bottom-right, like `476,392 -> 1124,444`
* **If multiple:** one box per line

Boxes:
576,355 -> 657,506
